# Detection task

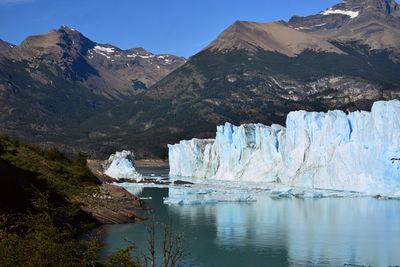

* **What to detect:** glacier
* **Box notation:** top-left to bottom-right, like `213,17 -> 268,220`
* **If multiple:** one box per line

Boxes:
168,100 -> 400,195
103,150 -> 143,181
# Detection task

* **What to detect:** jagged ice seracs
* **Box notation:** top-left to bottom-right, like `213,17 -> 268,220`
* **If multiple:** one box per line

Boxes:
168,100 -> 400,195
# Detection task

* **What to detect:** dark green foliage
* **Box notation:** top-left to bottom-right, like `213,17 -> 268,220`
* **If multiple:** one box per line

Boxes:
0,136 -> 104,265
103,246 -> 140,267
0,214 -> 101,267
0,58 -> 117,144
132,79 -> 147,91
74,152 -> 89,167
72,41 -> 400,158
68,54 -> 100,81
0,136 -> 173,265
2,41 -> 400,159
192,44 -> 400,86
42,146 -> 69,162
0,135 -> 100,218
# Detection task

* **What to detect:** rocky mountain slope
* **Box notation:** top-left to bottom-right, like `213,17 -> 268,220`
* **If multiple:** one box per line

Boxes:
0,26 -> 185,146
0,39 -> 14,52
77,0 -> 400,158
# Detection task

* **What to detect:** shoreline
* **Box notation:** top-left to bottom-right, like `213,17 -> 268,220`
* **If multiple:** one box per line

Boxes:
84,159 -> 150,224
79,183 -> 147,224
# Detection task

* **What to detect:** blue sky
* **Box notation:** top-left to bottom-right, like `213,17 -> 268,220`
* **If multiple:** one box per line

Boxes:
0,0 -> 339,58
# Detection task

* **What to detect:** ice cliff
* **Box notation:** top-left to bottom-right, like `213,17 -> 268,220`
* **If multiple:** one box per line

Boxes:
168,100 -> 400,194
103,150 -> 143,181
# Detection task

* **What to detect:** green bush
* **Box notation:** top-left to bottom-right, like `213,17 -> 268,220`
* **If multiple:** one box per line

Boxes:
0,214 -> 100,267
0,136 -> 102,265
103,246 -> 140,267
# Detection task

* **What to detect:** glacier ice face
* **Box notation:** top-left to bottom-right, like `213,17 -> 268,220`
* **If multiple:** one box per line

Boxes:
103,150 -> 143,181
168,100 -> 400,195
169,124 -> 285,182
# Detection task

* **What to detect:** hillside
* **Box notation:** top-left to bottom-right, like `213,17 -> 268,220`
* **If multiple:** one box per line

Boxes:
75,0 -> 400,158
0,135 -> 101,265
0,135 -> 147,265
0,26 -> 185,149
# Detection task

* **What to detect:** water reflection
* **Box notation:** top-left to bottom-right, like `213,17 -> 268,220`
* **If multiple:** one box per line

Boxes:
101,187 -> 400,267
167,194 -> 400,267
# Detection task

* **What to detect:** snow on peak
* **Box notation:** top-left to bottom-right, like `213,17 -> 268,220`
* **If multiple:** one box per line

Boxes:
103,150 -> 143,181
321,8 -> 360,18
94,45 -> 115,53
60,25 -> 77,32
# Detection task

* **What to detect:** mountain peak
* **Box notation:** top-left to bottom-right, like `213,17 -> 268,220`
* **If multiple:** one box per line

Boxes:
0,39 -> 14,53
59,25 -> 78,32
288,0 -> 400,34
330,0 -> 400,16
125,47 -> 152,56
57,25 -> 95,50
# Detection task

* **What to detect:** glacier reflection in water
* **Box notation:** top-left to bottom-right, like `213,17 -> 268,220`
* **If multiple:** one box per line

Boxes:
100,187 -> 400,267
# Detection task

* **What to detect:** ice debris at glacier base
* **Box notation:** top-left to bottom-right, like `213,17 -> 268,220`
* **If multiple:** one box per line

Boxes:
121,178 -> 369,206
163,186 -> 256,205
169,100 -> 400,195
103,150 -> 143,181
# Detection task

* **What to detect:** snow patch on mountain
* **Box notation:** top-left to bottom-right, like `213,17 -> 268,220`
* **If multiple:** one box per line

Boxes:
94,45 -> 115,53
321,8 -> 360,19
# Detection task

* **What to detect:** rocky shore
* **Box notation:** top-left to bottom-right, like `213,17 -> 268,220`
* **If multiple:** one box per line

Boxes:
84,160 -> 148,224
79,184 -> 147,224
84,158 -> 192,224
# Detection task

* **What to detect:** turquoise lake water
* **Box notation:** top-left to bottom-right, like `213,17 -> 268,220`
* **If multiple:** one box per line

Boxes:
98,168 -> 400,267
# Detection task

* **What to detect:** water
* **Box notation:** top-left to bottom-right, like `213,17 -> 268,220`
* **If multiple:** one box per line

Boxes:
97,168 -> 400,267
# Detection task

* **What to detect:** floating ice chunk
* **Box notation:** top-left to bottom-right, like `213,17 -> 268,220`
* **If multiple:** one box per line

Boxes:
103,150 -> 143,182
163,187 -> 256,205
164,198 -> 219,205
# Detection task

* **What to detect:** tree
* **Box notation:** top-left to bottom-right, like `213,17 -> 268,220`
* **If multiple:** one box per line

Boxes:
140,220 -> 190,267
108,220 -> 191,267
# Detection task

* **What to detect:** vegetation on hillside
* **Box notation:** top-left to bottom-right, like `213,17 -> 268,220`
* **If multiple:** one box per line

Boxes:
72,41 -> 400,158
0,134 -> 103,265
0,135 -> 142,266
0,135 -> 190,266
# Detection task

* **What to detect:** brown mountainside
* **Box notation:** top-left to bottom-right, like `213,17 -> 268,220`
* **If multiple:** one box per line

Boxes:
0,26 -> 185,148
75,0 -> 400,158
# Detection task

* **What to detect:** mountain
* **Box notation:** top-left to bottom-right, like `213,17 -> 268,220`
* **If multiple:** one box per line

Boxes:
208,0 -> 400,55
0,26 -> 185,147
0,39 -> 14,52
6,26 -> 186,98
79,0 -> 400,158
